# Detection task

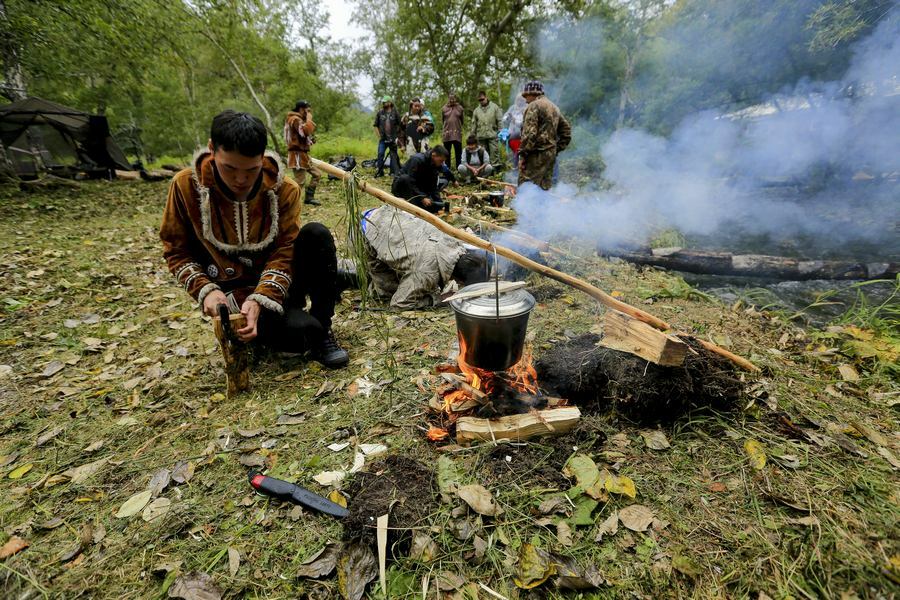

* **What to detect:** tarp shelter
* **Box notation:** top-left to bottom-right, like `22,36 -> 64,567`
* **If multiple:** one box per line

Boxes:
0,96 -> 131,178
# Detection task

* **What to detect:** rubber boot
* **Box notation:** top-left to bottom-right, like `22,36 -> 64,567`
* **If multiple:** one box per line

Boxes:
304,187 -> 321,206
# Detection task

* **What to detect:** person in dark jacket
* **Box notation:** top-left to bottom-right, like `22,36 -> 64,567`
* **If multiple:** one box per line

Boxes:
391,145 -> 455,213
373,96 -> 401,177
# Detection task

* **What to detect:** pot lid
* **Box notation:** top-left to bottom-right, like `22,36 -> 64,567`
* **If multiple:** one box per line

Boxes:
450,282 -> 535,318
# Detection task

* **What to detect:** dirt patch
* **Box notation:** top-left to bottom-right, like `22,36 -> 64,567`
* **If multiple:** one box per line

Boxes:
536,334 -> 744,421
481,424 -> 606,489
343,455 -> 436,549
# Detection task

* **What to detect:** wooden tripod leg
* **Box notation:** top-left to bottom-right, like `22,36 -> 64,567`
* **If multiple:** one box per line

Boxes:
213,314 -> 250,397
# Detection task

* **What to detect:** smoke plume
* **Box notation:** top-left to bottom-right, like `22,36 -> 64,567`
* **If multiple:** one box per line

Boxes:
512,3 -> 900,260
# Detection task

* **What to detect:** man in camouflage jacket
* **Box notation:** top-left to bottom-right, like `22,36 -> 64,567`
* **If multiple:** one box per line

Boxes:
517,81 -> 572,191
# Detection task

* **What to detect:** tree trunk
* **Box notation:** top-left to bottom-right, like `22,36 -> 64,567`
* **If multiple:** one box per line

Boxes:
201,30 -> 283,156
0,0 -> 27,101
467,0 -> 529,104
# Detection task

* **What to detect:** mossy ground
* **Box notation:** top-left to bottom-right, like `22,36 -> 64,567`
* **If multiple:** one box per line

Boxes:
0,169 -> 897,598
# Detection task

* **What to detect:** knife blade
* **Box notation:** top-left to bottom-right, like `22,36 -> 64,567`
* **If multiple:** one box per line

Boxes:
248,471 -> 349,518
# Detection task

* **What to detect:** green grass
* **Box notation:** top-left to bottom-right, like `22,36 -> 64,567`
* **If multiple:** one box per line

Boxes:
0,173 -> 897,598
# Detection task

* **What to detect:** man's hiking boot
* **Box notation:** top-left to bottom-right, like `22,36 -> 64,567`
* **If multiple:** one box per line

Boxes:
314,329 -> 349,369
304,188 -> 321,206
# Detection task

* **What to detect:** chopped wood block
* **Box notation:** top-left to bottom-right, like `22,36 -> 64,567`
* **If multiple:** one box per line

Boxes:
455,406 -> 581,446
213,313 -> 250,397
601,309 -> 687,367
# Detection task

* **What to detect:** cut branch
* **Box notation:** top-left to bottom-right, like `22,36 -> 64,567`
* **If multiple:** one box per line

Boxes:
313,158 -> 758,372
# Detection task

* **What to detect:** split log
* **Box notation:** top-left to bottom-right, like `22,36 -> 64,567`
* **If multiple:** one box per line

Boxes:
601,310 -> 688,366
311,158 -> 758,372
607,247 -> 898,281
456,406 -> 581,446
115,169 -> 142,181
476,176 -> 517,188
213,313 -> 250,397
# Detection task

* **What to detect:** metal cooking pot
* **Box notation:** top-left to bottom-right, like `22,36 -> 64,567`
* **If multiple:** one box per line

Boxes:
450,282 -> 536,371
488,191 -> 505,207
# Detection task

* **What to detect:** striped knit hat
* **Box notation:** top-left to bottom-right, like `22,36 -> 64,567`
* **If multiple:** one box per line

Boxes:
522,80 -> 544,95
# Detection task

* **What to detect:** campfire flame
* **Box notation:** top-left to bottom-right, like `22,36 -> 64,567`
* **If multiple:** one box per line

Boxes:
438,335 -> 541,414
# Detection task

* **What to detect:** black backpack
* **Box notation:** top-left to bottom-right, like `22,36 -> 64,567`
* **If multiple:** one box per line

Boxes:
328,155 -> 357,180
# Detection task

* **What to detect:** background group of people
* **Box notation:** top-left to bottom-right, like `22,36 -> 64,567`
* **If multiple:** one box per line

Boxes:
370,81 -> 572,213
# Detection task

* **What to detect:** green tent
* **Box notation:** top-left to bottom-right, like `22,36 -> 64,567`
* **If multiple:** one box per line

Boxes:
0,96 -> 131,178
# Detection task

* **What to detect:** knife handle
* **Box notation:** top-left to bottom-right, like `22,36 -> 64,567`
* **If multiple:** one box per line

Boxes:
248,472 -> 295,501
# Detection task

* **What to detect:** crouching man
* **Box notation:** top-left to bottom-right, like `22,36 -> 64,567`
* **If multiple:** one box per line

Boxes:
391,145 -> 455,214
362,205 -> 489,308
160,110 -> 349,368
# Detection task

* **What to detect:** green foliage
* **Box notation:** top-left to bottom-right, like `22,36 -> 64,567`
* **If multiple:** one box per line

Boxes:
2,0 -> 357,159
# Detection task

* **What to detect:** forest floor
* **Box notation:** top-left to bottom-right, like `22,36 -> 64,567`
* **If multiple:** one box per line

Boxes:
0,169 -> 897,599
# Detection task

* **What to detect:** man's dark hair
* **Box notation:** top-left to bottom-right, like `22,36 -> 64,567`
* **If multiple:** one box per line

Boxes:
452,250 -> 490,286
210,110 -> 267,157
466,134 -> 477,145
430,145 -> 450,160
478,90 -> 487,97
293,100 -> 310,111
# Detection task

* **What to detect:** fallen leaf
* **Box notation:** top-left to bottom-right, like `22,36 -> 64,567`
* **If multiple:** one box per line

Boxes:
171,460 -> 195,484
563,454 -> 602,498
457,484 -> 503,516
513,543 -> 556,589
41,361 -> 65,377
63,457 -> 109,484
349,452 -> 366,474
426,426 -> 449,441
359,443 -> 387,456
619,504 -> 655,532
8,463 -> 33,479
227,547 -> 240,577
772,454 -> 801,469
744,439 -> 767,470
437,455 -> 462,495
337,541 -> 378,600
115,489 -> 152,518
35,426 -> 65,446
556,521 -> 574,546
569,496 -> 599,526
604,474 -> 637,499
850,420 -> 888,447
538,496 -> 569,515
409,533 -> 437,562
877,447 -> 900,470
436,571 -> 465,591
148,468 -> 171,497
595,511 -> 619,541
672,553 -> 701,577
276,413 -> 306,426
552,554 -> 606,590
640,430 -> 671,450
328,490 -> 348,508
313,471 -> 346,486
238,454 -> 265,468
0,536 -> 28,559
236,428 -> 263,438
837,363 -> 859,382
327,442 -> 350,452
789,515 -> 820,527
39,516 -> 65,530
142,497 -> 172,522
296,542 -> 343,578
168,572 -> 222,600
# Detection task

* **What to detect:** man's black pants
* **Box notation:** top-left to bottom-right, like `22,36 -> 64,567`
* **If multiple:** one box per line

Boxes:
391,175 -> 445,214
256,222 -> 337,353
445,140 -> 462,169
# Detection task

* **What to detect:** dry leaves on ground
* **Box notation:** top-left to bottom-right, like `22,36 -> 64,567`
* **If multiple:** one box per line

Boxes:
457,484 -> 503,516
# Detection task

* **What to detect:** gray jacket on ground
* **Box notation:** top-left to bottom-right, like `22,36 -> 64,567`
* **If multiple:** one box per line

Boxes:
362,206 -> 467,308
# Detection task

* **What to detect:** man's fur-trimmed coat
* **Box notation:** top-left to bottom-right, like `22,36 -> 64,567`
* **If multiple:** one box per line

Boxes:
159,149 -> 301,314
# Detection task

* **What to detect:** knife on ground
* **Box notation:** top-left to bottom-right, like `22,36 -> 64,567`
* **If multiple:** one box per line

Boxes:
248,471 -> 349,518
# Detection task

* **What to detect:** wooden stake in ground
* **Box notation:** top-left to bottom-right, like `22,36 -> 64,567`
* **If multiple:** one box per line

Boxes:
601,310 -> 688,366
312,158 -> 758,372
456,406 -> 581,446
213,313 -> 250,397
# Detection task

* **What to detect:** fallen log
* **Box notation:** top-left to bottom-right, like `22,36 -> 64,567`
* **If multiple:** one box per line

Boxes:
607,247 -> 899,281
115,169 -> 142,181
601,310 -> 687,366
456,406 -> 581,446
311,158 -> 758,372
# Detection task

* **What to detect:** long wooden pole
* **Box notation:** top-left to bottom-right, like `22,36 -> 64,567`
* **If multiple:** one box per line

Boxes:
314,159 -> 758,372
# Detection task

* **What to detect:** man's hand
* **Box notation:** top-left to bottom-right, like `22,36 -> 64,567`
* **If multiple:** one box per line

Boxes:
202,290 -> 228,317
236,299 -> 261,342
422,197 -> 433,208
